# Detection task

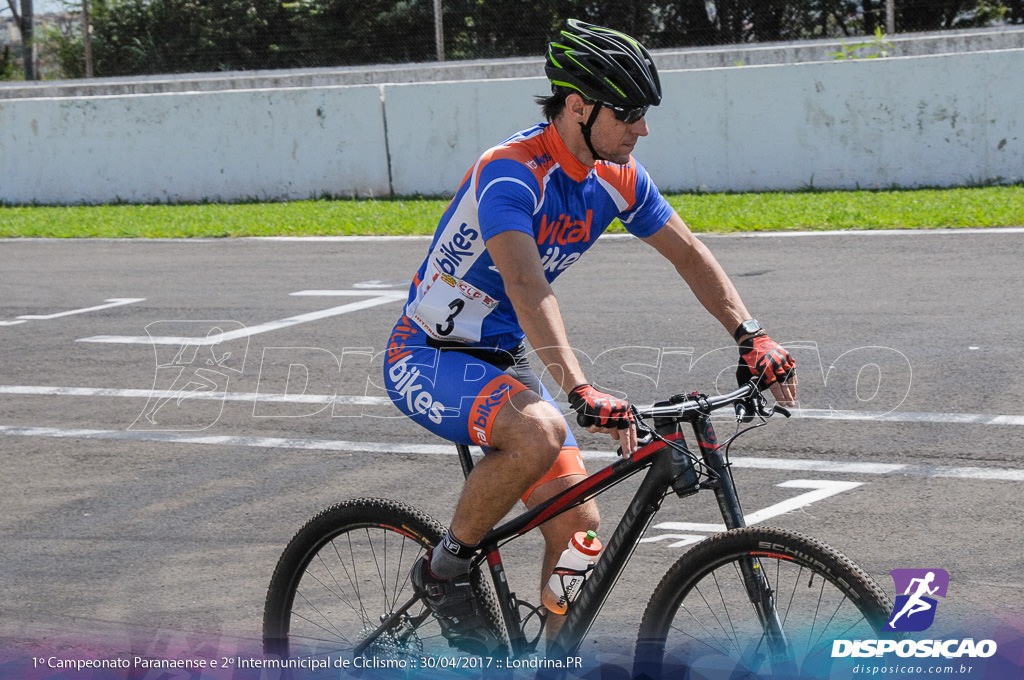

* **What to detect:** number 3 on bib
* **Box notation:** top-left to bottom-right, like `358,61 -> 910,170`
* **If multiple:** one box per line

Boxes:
435,298 -> 465,337
411,269 -> 498,343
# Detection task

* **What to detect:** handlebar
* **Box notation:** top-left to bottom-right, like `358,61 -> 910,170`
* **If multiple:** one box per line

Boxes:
632,381 -> 790,442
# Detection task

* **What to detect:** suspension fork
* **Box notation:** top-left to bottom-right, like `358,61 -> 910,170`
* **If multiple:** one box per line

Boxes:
691,414 -> 790,656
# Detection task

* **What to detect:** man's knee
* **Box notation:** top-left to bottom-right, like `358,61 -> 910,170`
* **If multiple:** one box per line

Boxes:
541,500 -> 601,548
493,392 -> 567,471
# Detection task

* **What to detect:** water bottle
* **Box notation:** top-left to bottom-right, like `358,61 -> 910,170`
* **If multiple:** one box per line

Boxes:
541,530 -> 602,615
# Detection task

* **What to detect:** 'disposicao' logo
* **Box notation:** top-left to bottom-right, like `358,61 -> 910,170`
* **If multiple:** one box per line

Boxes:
833,567 -> 997,660
885,568 -> 949,632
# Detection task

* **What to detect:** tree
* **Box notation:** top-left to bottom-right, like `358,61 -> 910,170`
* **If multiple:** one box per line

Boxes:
6,0 -> 36,79
46,0 -> 1017,78
898,0 -> 1009,30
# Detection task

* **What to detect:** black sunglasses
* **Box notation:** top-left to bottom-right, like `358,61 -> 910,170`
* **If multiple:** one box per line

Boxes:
600,101 -> 649,124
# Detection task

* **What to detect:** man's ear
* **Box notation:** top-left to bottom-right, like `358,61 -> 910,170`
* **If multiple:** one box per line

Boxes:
564,92 -> 589,121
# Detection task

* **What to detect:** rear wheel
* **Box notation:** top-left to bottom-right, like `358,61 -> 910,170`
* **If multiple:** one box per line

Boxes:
635,527 -> 893,679
263,497 -> 507,664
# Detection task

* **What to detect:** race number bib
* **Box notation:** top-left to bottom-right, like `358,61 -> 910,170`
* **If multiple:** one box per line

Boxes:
411,267 -> 499,343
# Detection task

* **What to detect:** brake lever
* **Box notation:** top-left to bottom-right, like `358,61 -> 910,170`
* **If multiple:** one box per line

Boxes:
615,408 -> 654,457
734,401 -> 755,424
630,404 -> 655,444
736,389 -> 792,421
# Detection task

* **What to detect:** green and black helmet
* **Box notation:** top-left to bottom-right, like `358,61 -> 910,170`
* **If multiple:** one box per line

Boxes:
545,19 -> 662,110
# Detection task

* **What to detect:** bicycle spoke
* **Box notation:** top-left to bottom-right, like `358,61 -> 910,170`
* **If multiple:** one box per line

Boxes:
265,501 -> 507,665
639,530 -> 891,679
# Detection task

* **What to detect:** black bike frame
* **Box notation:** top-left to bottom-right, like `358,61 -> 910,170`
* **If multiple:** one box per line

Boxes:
458,384 -> 769,658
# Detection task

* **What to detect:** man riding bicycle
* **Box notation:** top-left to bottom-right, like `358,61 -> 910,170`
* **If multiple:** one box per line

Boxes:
383,18 -> 797,652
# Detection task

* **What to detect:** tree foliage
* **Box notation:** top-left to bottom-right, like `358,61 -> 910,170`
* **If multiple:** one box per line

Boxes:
48,0 -> 1021,78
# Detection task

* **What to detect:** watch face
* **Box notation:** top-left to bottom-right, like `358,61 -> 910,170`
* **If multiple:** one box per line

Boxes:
742,320 -> 761,335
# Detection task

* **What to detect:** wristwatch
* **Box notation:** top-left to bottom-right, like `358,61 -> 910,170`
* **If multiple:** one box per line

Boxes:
732,319 -> 763,342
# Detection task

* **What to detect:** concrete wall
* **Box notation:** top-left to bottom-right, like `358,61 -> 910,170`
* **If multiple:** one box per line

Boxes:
1,86 -> 391,203
1,48 -> 1022,204
646,49 -> 1024,192
2,26 -> 1022,99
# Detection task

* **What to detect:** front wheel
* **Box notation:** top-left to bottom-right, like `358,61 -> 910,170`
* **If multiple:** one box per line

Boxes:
635,527 -> 893,679
263,497 -> 507,663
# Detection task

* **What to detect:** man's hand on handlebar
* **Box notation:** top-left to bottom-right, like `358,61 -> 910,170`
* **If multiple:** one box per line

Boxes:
568,384 -> 639,456
736,334 -> 797,407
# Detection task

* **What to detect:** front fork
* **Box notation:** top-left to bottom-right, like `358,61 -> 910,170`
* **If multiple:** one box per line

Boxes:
690,414 -> 791,659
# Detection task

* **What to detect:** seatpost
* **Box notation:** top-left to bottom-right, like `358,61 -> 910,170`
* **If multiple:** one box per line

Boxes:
455,443 -> 475,478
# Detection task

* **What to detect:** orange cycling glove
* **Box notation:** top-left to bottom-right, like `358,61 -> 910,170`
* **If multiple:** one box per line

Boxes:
568,384 -> 633,430
737,334 -> 796,388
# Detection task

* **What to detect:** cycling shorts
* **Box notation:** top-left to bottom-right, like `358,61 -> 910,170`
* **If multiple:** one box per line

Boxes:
384,316 -> 585,501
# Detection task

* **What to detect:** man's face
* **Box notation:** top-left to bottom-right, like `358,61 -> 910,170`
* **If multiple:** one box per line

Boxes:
586,103 -> 650,165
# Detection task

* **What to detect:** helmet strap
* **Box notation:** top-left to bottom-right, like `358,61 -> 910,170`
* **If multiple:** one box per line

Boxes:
578,102 -> 605,162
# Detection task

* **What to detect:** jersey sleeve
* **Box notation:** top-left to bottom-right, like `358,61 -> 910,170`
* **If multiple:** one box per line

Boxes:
475,155 -> 542,242
618,159 -> 674,238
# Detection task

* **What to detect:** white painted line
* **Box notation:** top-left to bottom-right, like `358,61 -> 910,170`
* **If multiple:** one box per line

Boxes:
730,456 -> 907,475
695,226 -> 1024,239
245,227 -> 1024,243
16,297 -> 147,320
0,425 -> 456,455
4,384 -> 1024,428
0,385 -> 379,405
744,479 -> 866,523
1,298 -> 146,326
911,465 -> 1024,482
645,480 -> 866,534
1,424 -> 1022,481
76,290 -> 405,345
796,408 -> 1024,427
5,228 -> 1022,247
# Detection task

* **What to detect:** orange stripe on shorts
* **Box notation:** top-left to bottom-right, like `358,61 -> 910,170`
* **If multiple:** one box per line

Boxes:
467,374 -> 528,447
521,445 -> 586,503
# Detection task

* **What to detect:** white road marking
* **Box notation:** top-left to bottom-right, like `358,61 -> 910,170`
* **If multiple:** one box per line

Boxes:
250,227 -> 1024,243
646,480 -> 866,535
3,384 -> 1024,427
797,408 -> 1024,426
1,423 -> 1022,481
0,385 -> 377,405
0,297 -> 145,326
640,480 -> 866,547
75,290 -> 405,345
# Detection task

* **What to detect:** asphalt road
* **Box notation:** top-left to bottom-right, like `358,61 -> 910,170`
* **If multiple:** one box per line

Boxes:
1,230 -> 1022,670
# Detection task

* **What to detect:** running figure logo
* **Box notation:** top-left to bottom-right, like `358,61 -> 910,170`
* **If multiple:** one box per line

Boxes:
131,321 -> 248,432
885,568 -> 949,632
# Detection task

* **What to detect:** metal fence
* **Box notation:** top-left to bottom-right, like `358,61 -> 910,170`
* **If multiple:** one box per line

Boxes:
3,0 -> 1023,80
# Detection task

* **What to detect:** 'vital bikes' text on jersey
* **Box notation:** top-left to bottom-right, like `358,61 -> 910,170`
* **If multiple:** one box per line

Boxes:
403,122 -> 674,349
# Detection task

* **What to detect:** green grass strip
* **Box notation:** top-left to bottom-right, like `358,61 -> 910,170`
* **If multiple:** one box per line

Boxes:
1,186 -> 1021,238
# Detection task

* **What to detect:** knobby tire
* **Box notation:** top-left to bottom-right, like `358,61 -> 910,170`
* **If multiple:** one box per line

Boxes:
634,526 -> 893,679
263,497 -> 508,666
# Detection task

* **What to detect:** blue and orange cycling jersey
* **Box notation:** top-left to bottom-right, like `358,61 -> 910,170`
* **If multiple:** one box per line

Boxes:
402,121 -> 674,351
384,121 -> 673,496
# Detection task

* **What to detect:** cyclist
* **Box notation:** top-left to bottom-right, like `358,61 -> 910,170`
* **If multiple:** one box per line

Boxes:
383,18 -> 796,652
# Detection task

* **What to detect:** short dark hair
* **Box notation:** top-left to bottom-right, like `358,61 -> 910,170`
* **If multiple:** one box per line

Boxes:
535,86 -> 577,122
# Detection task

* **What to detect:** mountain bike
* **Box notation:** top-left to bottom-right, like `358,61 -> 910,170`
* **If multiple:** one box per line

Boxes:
263,381 -> 894,677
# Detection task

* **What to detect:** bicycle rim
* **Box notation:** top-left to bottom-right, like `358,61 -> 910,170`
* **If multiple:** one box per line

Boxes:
635,527 -> 893,679
264,498 -> 506,665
